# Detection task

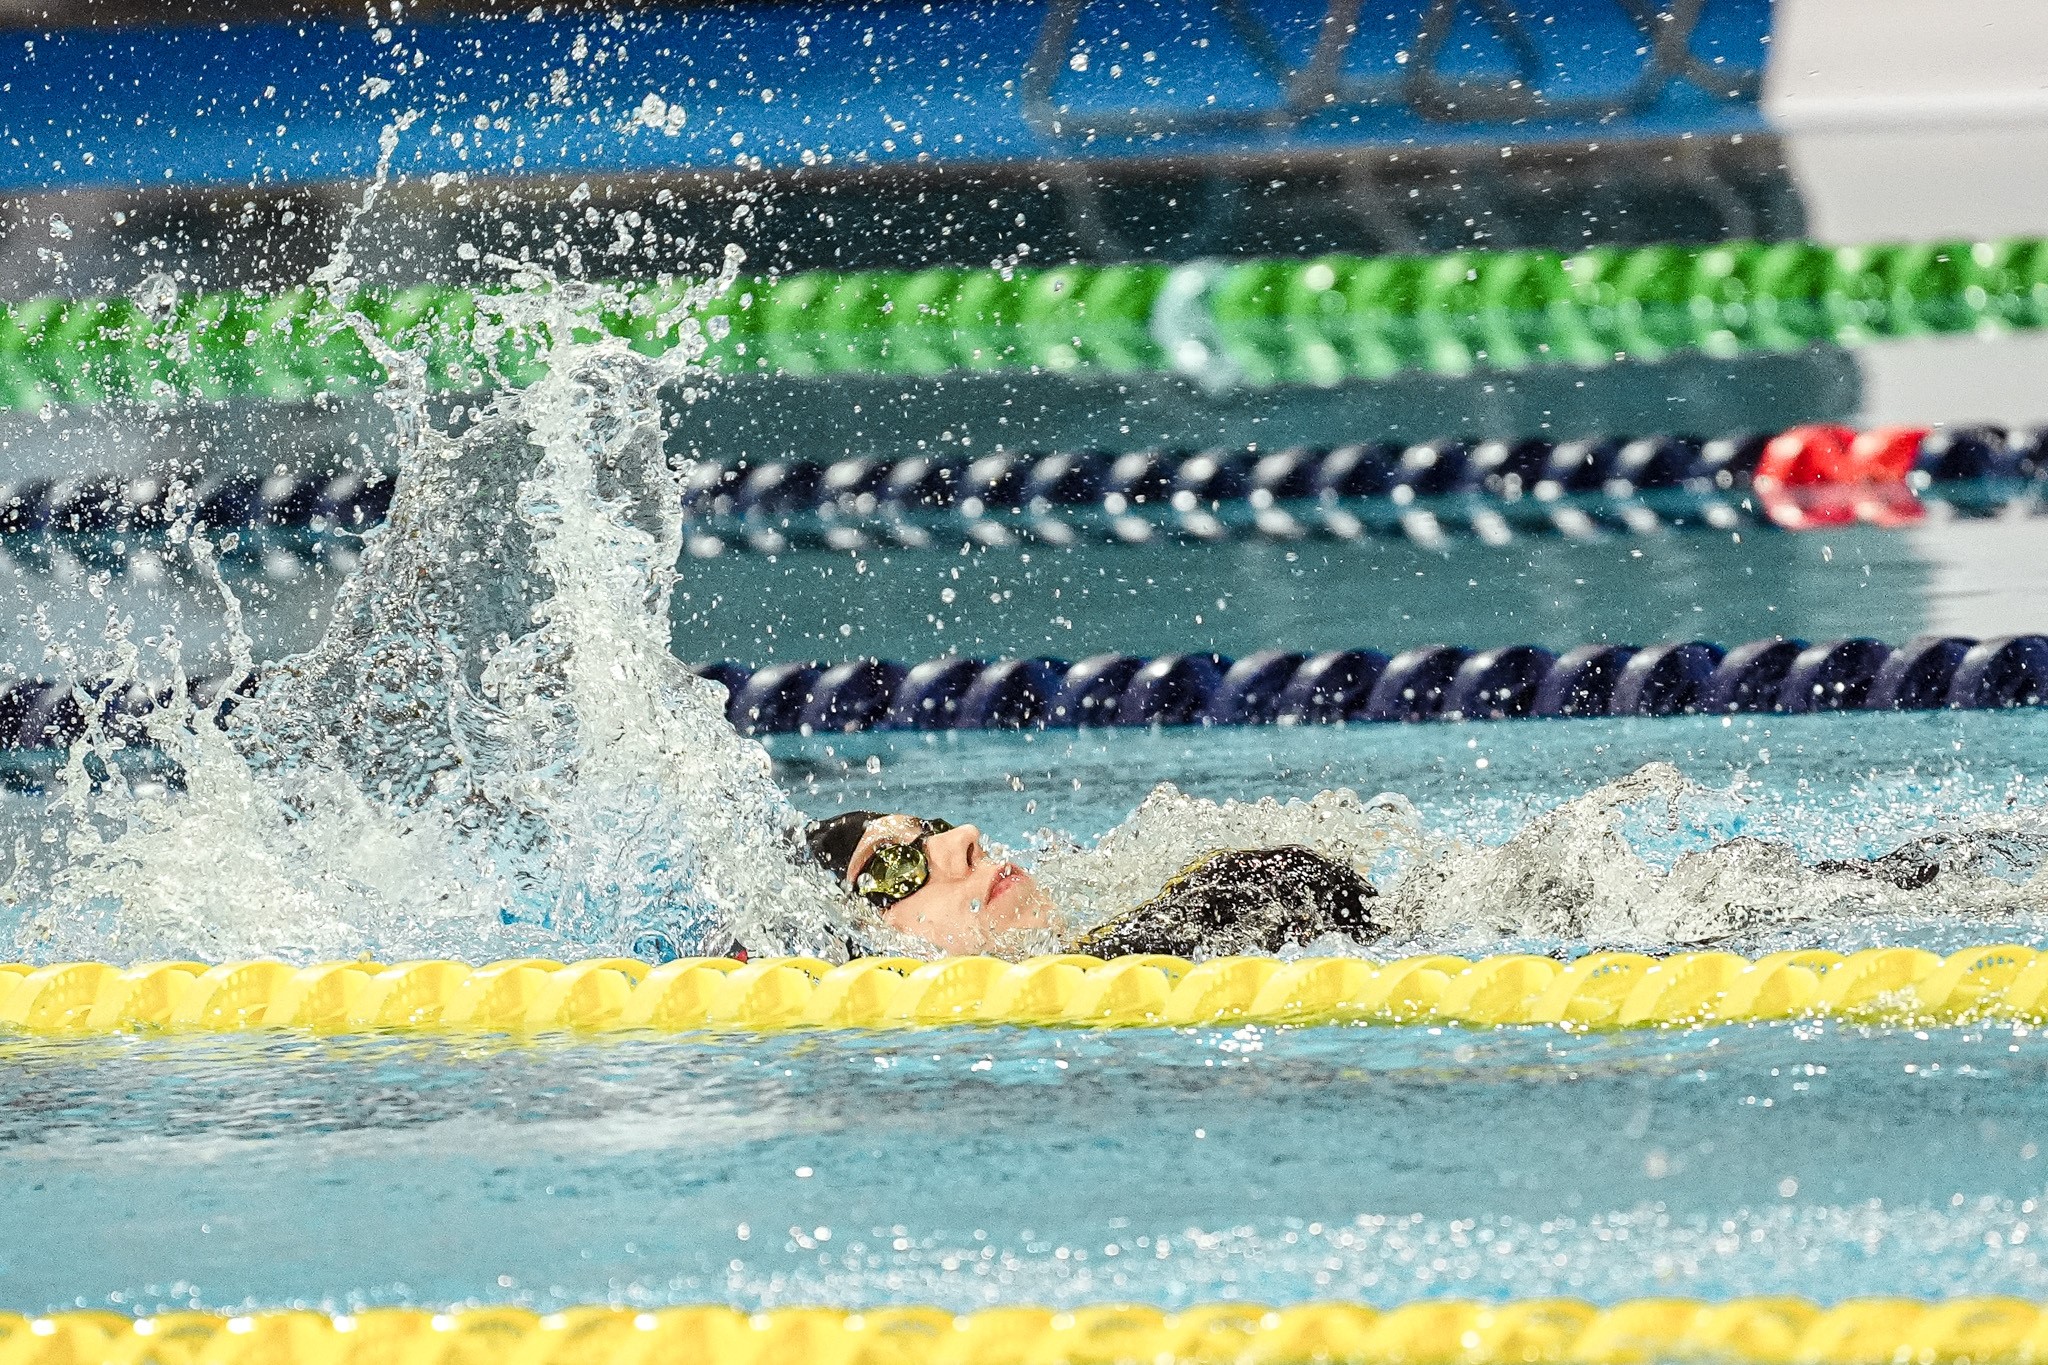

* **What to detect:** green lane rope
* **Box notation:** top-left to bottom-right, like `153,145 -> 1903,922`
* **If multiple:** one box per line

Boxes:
3,237 -> 2043,410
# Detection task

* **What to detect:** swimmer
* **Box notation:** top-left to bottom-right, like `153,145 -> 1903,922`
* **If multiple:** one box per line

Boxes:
799,807 -> 1992,961
804,811 -> 1385,958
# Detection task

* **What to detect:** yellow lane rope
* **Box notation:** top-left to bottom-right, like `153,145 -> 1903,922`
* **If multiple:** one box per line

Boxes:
3,1296 -> 2046,1365
0,944 -> 2039,1035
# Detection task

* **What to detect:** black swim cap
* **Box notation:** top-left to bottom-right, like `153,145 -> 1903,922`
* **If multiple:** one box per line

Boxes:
804,810 -> 886,884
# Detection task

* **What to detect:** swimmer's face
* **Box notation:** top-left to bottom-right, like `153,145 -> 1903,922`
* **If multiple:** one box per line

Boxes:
845,814 -> 1055,955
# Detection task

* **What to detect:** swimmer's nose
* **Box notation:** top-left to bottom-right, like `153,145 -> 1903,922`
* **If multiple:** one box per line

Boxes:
929,823 -> 982,874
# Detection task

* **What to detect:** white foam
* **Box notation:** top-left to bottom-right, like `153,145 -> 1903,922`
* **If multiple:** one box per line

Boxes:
17,124 -> 851,965
1027,761 -> 2048,958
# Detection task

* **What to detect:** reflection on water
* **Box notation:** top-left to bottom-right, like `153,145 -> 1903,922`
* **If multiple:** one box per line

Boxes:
678,520 -> 1955,667
0,1023 -> 2042,1314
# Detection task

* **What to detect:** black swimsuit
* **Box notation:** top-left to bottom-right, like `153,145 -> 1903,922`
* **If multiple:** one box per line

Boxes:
1072,845 -> 1383,958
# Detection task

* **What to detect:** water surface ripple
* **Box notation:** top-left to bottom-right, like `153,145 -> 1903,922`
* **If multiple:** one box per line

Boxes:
2,1022 -> 2042,1314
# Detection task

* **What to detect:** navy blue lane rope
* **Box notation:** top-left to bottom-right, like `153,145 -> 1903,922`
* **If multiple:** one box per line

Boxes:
681,426 -> 2044,556
702,633 -> 2044,735
1,424 -> 2043,579
5,634 -> 2043,754
681,491 -> 1755,558
690,426 -> 2048,529
0,470 -> 394,540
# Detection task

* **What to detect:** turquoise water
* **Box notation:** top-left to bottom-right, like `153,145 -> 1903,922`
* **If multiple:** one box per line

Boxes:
2,1021 -> 2045,1316
7,706 -> 2044,1318
677,524 -> 1930,666
779,706 -> 2045,864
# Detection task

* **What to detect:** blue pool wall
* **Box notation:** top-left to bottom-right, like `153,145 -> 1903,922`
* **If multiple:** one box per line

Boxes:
0,0 -> 1773,195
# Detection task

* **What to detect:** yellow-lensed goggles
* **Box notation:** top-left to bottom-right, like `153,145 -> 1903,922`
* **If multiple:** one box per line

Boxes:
852,818 -> 955,908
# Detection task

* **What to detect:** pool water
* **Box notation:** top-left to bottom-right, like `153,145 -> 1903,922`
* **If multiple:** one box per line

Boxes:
5,703 -> 2048,1318
679,516 -> 2042,669
3,1021 -> 2044,1317
779,706 -> 2047,870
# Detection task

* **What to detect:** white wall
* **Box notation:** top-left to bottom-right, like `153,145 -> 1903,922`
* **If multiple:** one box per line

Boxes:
1766,0 -> 2048,243
1765,0 -> 2048,426
1765,0 -> 2048,122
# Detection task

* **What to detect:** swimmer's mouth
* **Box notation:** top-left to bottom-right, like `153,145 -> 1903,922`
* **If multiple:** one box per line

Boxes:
987,862 -> 1026,908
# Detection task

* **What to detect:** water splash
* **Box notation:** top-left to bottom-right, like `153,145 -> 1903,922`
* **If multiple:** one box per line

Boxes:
1029,784 -> 1423,935
1028,762 -> 2048,958
14,143 -> 853,965
1376,761 -> 2048,953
